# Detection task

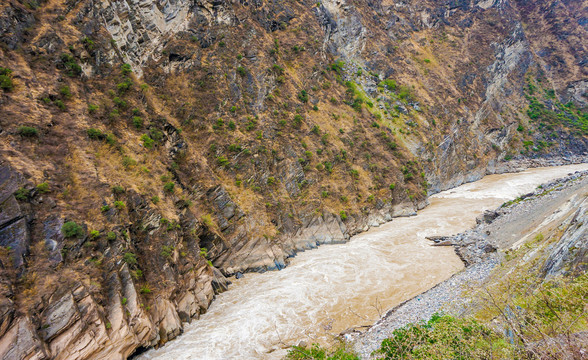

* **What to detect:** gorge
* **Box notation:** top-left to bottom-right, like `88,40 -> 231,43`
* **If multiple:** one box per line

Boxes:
0,0 -> 586,359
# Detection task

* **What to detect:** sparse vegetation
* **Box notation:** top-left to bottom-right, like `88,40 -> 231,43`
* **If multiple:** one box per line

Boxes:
17,126 -> 39,137
62,221 -> 84,238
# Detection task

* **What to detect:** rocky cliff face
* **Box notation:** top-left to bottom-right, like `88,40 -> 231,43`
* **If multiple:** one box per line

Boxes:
0,0 -> 586,358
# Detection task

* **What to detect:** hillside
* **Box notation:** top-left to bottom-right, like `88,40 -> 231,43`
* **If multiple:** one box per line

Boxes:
0,0 -> 586,359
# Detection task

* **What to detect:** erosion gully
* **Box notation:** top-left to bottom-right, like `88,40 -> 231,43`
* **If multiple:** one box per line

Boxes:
138,163 -> 588,360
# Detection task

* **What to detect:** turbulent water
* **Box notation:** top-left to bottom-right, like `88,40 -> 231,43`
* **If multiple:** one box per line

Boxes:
138,164 -> 588,360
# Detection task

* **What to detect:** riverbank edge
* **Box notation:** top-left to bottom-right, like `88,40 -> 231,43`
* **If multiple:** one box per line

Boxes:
350,166 -> 588,358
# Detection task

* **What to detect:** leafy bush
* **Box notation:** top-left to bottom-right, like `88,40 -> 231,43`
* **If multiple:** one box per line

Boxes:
378,79 -> 397,91
112,185 -> 125,194
0,67 -> 14,91
123,252 -> 137,266
298,90 -> 309,103
62,221 -> 84,238
163,182 -> 175,193
141,134 -> 154,149
36,182 -> 50,193
87,128 -> 105,140
121,63 -> 132,75
117,79 -> 133,93
60,53 -> 82,77
339,211 -> 348,221
88,104 -> 99,113
17,126 -> 39,137
237,66 -> 247,76
14,187 -> 30,201
217,156 -> 229,167
161,245 -> 174,258
376,314 -> 513,359
59,85 -> 71,98
114,201 -> 125,210
330,60 -> 345,75
293,114 -> 303,128
131,116 -> 143,129
54,99 -> 66,111
286,343 -> 359,360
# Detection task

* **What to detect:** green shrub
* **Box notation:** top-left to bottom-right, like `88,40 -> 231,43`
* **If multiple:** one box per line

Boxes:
105,133 -> 116,145
267,177 -> 276,185
237,66 -> 247,76
161,245 -> 174,258
321,191 -> 329,198
293,114 -> 303,128
217,156 -> 229,167
54,99 -> 66,111
163,182 -> 175,193
376,314 -> 512,359
62,221 -> 84,238
14,187 -> 30,201
60,53 -> 82,77
88,104 -> 99,113
378,79 -> 397,91
201,214 -> 213,227
0,67 -> 14,91
140,285 -> 151,294
121,63 -> 132,75
82,37 -> 95,50
112,185 -> 125,194
123,252 -> 137,266
286,343 -> 359,360
114,201 -> 125,210
101,205 -> 110,212
131,269 -> 143,279
228,144 -> 242,152
59,85 -> 71,98
36,182 -> 50,193
117,79 -> 133,93
339,211 -> 348,221
149,129 -> 163,142
298,90 -> 309,103
330,60 -> 345,74
17,126 -> 39,137
151,196 -> 160,204
213,118 -> 224,130
86,128 -> 106,140
121,297 -> 128,305
389,183 -> 396,191
122,156 -> 136,169
132,116 -> 143,129
89,230 -> 100,239
113,97 -> 126,108
141,134 -> 154,149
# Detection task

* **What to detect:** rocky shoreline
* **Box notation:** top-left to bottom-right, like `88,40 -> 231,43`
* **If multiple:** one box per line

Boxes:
351,167 -> 588,358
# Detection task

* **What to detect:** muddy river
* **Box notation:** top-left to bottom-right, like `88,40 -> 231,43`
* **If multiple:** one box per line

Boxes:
139,163 -> 588,360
